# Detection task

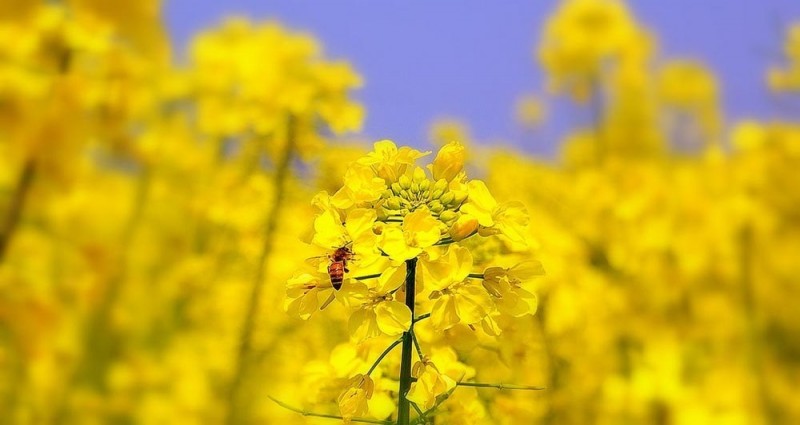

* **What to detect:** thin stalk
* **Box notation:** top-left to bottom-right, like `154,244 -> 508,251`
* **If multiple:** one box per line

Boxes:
226,117 -> 296,425
366,337 -> 403,376
739,225 -> 778,423
411,387 -> 457,425
467,273 -> 484,279
411,330 -> 424,360
0,159 -> 35,262
355,273 -> 383,281
397,257 -> 418,425
413,313 -> 430,323
456,382 -> 545,391
269,396 -> 392,424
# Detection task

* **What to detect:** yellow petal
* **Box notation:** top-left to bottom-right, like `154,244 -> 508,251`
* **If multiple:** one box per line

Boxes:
374,301 -> 412,336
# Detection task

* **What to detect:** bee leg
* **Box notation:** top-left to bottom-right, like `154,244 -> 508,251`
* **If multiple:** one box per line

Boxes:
344,267 -> 350,273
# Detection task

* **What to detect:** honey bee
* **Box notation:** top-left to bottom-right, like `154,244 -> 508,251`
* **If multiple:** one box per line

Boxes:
327,243 -> 355,290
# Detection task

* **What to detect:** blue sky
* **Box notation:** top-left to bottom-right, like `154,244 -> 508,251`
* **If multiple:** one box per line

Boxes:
165,0 -> 800,156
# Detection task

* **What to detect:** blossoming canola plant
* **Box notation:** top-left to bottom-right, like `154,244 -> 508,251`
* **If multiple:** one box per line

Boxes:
3,0 -> 800,424
282,140 -> 544,423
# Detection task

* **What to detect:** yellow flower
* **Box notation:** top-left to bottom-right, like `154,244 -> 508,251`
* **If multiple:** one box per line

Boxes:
406,359 -> 456,410
515,94 -> 547,129
429,141 -> 466,182
338,279 -> 411,341
483,261 -> 544,317
357,140 -> 430,182
425,246 -> 494,330
284,270 -> 335,320
337,374 -> 374,422
331,163 -> 387,209
449,213 -> 479,241
311,196 -> 379,262
460,180 -> 530,244
379,207 -> 442,261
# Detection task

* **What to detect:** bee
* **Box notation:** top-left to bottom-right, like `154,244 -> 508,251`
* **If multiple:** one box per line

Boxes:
306,242 -> 356,291
327,243 -> 355,290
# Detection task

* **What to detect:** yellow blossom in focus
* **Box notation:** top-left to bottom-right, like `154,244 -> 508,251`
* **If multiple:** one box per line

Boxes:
483,261 -> 545,317
407,359 -> 456,410
357,140 -> 430,182
338,280 -> 411,341
429,141 -> 466,182
337,374 -> 374,422
379,207 -> 442,261
460,180 -> 530,244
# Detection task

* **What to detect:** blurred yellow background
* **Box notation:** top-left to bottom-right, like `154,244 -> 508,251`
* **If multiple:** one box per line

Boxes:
1,1 -> 799,424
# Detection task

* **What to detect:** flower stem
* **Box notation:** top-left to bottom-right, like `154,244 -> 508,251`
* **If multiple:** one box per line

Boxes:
366,337 -> 403,376
268,396 -> 392,424
226,116 -> 296,424
0,159 -> 35,262
397,257 -> 418,425
411,330 -> 424,360
354,273 -> 383,281
467,273 -> 484,279
456,381 -> 545,391
413,313 -> 430,323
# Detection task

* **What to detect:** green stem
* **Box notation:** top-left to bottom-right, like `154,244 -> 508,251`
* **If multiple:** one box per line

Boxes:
397,258 -> 418,425
354,273 -> 383,281
0,159 -> 35,262
366,337 -> 403,376
411,330 -> 424,360
411,387 -> 457,424
456,382 -> 545,391
467,273 -> 484,279
268,396 -> 391,424
226,116 -> 296,424
413,313 -> 430,323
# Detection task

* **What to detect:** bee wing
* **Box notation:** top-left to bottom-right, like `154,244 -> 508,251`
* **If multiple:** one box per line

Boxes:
304,255 -> 328,267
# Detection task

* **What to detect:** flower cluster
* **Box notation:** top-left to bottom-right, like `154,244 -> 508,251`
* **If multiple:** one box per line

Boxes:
285,140 -> 544,422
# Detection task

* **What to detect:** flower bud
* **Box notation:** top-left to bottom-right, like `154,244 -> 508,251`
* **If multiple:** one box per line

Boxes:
338,374 -> 374,421
385,197 -> 403,210
419,179 -> 431,192
411,182 -> 420,193
439,210 -> 458,223
391,182 -> 403,194
412,167 -> 427,184
428,200 -> 444,213
430,141 -> 466,182
399,174 -> 412,190
449,214 -> 479,240
439,192 -> 455,205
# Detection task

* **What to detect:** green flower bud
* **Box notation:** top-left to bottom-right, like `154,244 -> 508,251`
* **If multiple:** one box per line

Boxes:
439,192 -> 455,205
419,179 -> 431,192
429,201 -> 444,213
439,210 -> 458,222
391,182 -> 403,194
385,197 -> 403,210
411,182 -> 420,193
